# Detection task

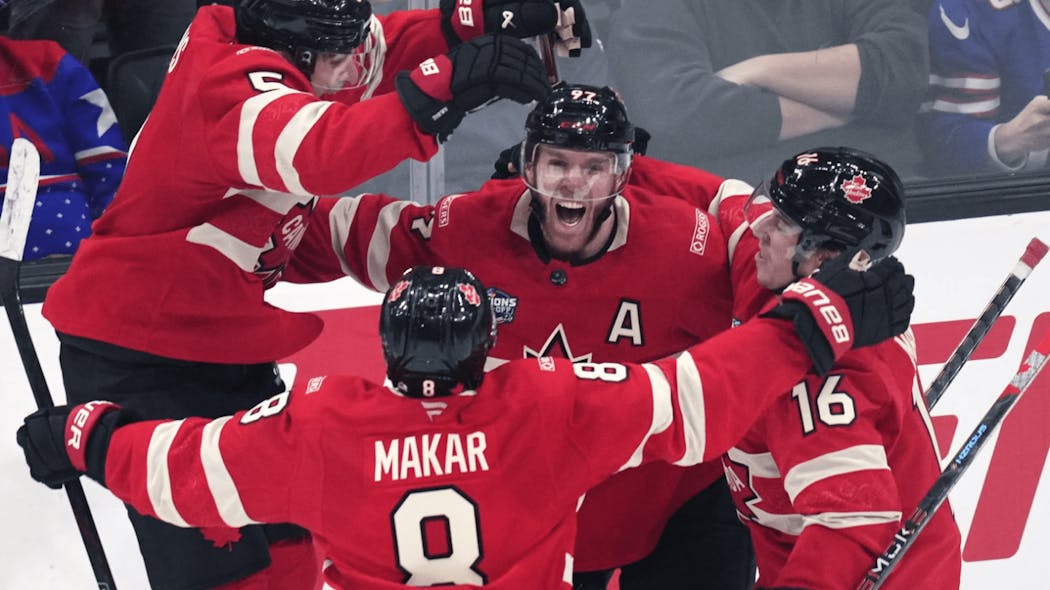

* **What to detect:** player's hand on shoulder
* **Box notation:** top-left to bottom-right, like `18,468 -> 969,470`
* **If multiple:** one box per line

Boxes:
17,401 -> 124,489
397,34 -> 549,142
765,251 -> 915,375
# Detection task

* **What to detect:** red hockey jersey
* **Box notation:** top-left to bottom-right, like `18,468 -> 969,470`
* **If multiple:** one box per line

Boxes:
704,180 -> 962,588
101,318 -> 815,589
287,174 -> 735,568
723,333 -> 962,589
42,5 -> 445,363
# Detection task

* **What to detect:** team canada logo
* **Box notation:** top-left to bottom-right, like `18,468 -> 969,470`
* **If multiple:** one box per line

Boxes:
840,175 -> 873,204
458,283 -> 481,306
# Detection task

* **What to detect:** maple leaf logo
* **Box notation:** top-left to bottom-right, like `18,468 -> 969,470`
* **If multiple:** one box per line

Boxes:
840,175 -> 873,204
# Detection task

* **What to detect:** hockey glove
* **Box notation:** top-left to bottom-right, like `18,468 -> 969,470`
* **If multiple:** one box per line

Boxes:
397,34 -> 550,142
764,254 -> 915,375
441,0 -> 592,56
492,141 -> 523,179
16,401 -> 123,489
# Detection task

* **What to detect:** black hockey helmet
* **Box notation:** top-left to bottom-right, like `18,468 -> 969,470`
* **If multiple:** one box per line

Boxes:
522,84 -> 635,200
524,83 -> 635,156
762,147 -> 906,261
380,266 -> 497,398
235,0 -> 372,77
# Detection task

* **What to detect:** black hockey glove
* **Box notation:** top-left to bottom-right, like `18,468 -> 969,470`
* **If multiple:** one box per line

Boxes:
16,401 -> 123,489
492,141 -> 523,179
763,254 -> 915,376
441,0 -> 592,57
397,34 -> 550,143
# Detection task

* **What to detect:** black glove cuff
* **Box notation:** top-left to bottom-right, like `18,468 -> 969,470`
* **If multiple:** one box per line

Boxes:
763,301 -> 834,376
438,0 -> 463,48
395,72 -> 464,143
84,410 -> 125,487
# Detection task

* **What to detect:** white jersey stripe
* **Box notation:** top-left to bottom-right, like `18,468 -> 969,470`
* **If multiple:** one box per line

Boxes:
186,222 -> 265,272
237,88 -> 298,188
727,446 -> 780,478
367,200 -> 415,292
146,420 -> 190,527
929,96 -> 1000,115
328,196 -> 364,277
275,101 -> 332,196
234,188 -> 315,215
744,504 -> 805,536
784,445 -> 889,503
928,74 -> 1000,90
618,363 -> 673,471
200,416 -> 261,527
672,352 -> 706,466
802,510 -> 902,530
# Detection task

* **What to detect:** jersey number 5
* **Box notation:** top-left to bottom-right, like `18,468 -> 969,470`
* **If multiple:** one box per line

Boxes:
791,375 -> 857,434
391,486 -> 487,585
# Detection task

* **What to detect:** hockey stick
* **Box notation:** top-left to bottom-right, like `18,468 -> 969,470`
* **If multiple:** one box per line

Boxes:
856,327 -> 1050,590
537,32 -> 560,86
926,238 -> 1048,409
1,138 -> 117,589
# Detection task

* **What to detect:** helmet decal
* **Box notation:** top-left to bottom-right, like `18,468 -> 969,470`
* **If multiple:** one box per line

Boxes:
458,283 -> 481,306
840,175 -> 873,204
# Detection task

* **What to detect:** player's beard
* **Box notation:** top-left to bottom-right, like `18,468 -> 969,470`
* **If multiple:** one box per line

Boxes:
529,191 -> 615,262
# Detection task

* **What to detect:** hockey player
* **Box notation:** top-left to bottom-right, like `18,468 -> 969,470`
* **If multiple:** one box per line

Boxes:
19,262 -> 915,589
282,84 -> 754,588
715,147 -> 962,589
37,0 -> 582,587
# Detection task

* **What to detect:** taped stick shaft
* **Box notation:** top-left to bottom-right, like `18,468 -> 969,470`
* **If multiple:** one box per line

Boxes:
926,238 -> 1048,408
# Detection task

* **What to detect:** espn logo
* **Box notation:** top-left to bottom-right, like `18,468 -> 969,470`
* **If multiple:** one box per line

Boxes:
782,280 -> 850,344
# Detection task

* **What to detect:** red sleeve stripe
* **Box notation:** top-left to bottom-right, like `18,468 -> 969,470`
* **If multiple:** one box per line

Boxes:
237,87 -> 299,188
200,416 -> 261,527
783,444 -> 890,503
74,145 -> 126,163
670,352 -> 707,466
275,101 -> 334,195
185,222 -> 265,272
617,363 -> 673,472
146,420 -> 191,527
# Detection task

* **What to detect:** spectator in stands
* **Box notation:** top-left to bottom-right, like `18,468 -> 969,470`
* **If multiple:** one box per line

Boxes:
604,0 -> 930,184
918,0 -> 1050,176
1,35 -> 126,259
5,0 -> 196,67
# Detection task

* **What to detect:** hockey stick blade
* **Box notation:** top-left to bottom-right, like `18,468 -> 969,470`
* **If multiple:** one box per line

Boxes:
857,328 -> 1050,590
0,138 -> 39,262
1,139 -> 118,589
926,237 -> 1048,408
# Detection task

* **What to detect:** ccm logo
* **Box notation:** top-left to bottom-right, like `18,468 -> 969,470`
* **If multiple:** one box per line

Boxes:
783,281 -> 850,343
67,401 -> 113,451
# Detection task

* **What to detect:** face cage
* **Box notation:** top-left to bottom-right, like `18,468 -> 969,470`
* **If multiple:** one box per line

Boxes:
298,15 -> 384,91
521,142 -> 631,202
